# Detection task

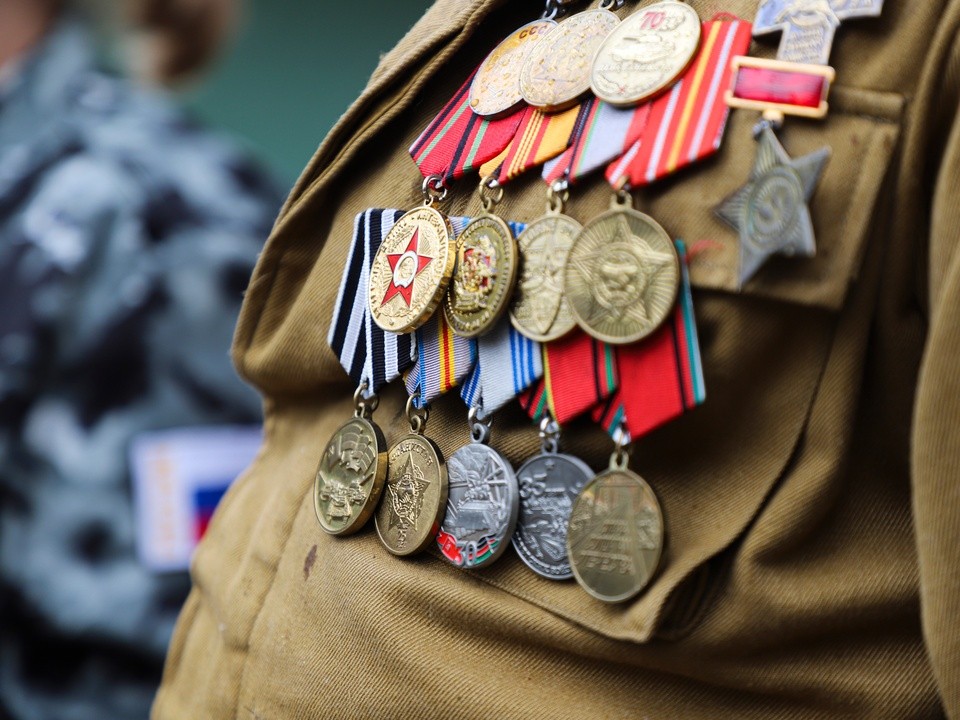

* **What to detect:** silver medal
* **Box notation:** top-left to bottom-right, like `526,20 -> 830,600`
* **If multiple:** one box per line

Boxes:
511,416 -> 593,580
437,413 -> 519,570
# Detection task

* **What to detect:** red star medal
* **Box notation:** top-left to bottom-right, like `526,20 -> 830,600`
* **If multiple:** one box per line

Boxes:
382,228 -> 433,307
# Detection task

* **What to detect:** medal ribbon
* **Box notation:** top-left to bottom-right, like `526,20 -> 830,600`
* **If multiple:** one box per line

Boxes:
410,69 -> 525,183
592,242 -> 706,439
479,103 -> 585,185
542,98 -> 651,185
328,209 -> 416,393
605,18 -> 753,189
518,332 -> 617,425
461,317 -> 544,413
405,216 -> 477,408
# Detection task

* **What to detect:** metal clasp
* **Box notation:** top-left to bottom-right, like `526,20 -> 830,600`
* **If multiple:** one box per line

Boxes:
421,174 -> 449,206
611,184 -> 633,209
353,381 -> 379,419
405,392 -> 429,434
546,178 -> 569,215
538,413 -> 561,454
468,406 -> 492,445
610,421 -> 633,470
478,176 -> 504,214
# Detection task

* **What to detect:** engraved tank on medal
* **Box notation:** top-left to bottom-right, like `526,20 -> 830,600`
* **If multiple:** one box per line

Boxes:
591,0 -> 702,106
369,206 -> 455,334
437,423 -> 519,570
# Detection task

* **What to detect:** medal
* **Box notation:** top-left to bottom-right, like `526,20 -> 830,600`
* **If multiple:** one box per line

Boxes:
510,182 -> 581,343
314,384 -> 388,536
715,0 -> 874,285
437,409 -> 520,569
470,18 -> 557,118
444,179 -> 519,338
368,192 -> 456,334
564,191 -> 680,345
375,395 -> 449,557
513,415 -> 593,579
753,0 -> 884,66
591,0 -> 702,107
568,435 -> 664,603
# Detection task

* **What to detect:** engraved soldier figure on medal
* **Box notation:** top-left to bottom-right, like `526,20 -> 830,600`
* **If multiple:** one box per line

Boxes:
717,0 -> 884,285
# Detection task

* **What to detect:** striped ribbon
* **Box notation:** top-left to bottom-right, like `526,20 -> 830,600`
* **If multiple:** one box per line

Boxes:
518,332 -> 618,425
479,102 -> 585,185
328,209 -> 416,394
461,316 -> 544,413
542,98 -> 651,185
592,241 -> 706,439
409,69 -> 525,183
605,18 -> 753,189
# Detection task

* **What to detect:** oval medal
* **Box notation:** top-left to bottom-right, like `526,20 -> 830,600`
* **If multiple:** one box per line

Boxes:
437,443 -> 519,569
369,206 -> 455,334
470,19 -> 557,118
510,213 -> 581,343
519,9 -> 621,112
512,451 -> 593,580
444,214 -> 518,338
375,433 -> 448,556
591,1 -> 701,107
564,207 -> 679,345
314,417 -> 388,536
567,468 -> 664,603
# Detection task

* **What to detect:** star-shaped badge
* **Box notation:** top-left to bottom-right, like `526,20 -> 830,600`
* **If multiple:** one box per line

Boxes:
715,126 -> 830,287
382,228 -> 433,307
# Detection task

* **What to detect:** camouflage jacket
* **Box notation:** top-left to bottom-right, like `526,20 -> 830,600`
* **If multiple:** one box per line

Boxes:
0,16 -> 282,720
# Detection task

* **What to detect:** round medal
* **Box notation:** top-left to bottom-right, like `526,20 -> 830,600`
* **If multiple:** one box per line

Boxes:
375,433 -> 448,556
369,206 -> 455,334
567,468 -> 664,603
591,1 -> 701,107
470,20 -> 557,118
444,214 -> 518,338
510,213 -> 581,343
437,443 -> 519,569
512,451 -> 593,580
314,417 -> 388,536
564,207 -> 679,345
519,9 -> 621,112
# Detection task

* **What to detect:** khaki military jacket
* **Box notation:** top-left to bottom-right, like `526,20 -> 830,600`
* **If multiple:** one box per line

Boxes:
153,1 -> 960,717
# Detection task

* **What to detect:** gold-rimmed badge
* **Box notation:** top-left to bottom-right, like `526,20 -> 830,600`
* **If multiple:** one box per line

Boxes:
564,192 -> 679,345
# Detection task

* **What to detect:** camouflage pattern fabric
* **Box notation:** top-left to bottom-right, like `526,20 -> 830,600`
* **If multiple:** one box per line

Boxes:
0,16 -> 282,720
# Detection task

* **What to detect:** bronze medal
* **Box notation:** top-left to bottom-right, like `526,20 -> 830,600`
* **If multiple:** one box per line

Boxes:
568,462 -> 664,603
591,1 -> 701,107
519,8 -> 621,112
510,212 -> 581,343
470,19 -> 557,118
444,214 -> 519,338
314,412 -> 387,536
376,433 -> 448,556
564,199 -> 679,345
369,206 -> 455,334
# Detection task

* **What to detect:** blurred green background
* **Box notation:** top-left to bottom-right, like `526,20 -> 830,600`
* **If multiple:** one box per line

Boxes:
186,0 -> 433,186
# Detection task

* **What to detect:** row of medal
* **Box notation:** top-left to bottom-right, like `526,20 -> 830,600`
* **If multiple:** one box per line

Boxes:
314,0 -> 884,603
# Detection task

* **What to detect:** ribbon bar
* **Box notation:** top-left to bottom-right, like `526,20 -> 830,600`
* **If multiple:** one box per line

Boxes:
725,56 -> 835,121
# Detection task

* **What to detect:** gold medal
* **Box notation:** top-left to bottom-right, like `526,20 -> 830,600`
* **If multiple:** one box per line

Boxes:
519,8 -> 621,112
375,401 -> 448,556
445,215 -> 518,338
564,194 -> 679,345
314,388 -> 388,536
510,183 -> 580,343
470,19 -> 557,118
591,1 -> 701,107
369,205 -> 455,334
567,452 -> 664,603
